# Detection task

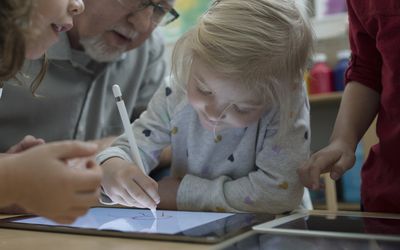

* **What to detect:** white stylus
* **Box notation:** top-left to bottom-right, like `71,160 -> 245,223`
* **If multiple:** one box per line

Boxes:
112,84 -> 157,218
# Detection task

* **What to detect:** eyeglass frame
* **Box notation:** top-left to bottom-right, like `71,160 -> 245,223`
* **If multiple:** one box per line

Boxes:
122,0 -> 180,26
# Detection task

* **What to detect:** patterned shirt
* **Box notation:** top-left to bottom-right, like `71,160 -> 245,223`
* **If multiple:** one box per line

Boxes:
98,78 -> 310,214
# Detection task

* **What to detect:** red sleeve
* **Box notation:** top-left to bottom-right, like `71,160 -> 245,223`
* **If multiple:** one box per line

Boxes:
344,0 -> 382,93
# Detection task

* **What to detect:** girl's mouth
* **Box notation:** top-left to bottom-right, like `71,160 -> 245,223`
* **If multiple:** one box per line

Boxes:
51,23 -> 73,33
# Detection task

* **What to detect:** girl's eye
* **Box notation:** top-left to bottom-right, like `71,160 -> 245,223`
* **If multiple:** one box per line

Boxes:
233,105 -> 252,114
196,86 -> 212,96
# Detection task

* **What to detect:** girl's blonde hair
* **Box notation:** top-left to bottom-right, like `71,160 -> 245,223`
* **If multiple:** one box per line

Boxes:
172,0 -> 314,138
0,0 -> 47,94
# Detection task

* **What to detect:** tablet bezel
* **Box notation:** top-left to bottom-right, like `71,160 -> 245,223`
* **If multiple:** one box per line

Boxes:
253,210 -> 400,242
0,207 -> 274,244
218,231 -> 400,250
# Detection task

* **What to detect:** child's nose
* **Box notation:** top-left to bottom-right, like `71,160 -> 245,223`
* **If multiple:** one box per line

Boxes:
69,0 -> 85,16
205,105 -> 227,121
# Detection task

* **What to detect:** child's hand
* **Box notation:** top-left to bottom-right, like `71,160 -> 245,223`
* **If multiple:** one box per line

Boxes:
101,157 -> 160,210
6,135 -> 45,153
5,141 -> 103,224
298,140 -> 356,190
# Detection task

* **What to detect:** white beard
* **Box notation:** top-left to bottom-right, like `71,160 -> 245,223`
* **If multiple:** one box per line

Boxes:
79,35 -> 127,62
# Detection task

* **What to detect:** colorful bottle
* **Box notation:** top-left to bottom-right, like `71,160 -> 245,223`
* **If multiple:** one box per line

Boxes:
341,143 -> 363,203
333,49 -> 351,91
304,69 -> 311,95
309,53 -> 333,94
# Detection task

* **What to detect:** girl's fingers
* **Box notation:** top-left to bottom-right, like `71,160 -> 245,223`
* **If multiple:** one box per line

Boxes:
124,179 -> 157,209
131,173 -> 160,204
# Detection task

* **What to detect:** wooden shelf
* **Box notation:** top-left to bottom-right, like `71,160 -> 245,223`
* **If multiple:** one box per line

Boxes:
309,92 -> 342,103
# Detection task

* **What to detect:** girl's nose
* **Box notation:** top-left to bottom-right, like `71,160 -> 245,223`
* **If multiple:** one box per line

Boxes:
205,104 -> 227,121
69,0 -> 85,16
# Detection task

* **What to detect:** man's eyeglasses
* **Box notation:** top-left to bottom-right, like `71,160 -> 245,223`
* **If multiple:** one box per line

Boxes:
120,0 -> 179,26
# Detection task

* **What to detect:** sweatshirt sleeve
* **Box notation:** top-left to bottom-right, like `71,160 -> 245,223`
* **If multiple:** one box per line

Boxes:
96,78 -> 181,174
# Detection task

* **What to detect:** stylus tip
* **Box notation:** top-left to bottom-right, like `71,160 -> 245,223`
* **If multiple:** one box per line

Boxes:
150,208 -> 157,219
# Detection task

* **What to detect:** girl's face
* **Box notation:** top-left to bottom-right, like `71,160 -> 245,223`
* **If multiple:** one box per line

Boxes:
187,59 -> 269,132
25,0 -> 85,59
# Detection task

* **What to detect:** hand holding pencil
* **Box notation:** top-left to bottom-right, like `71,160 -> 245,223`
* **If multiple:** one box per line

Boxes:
100,157 -> 160,211
99,84 -> 159,217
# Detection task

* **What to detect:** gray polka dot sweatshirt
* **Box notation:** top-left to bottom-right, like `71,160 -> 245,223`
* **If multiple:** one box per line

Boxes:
97,78 -> 310,214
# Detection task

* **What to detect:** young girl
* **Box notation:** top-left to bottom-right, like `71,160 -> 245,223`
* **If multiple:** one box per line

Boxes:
0,0 -> 103,224
1,0 -> 85,93
98,0 -> 313,214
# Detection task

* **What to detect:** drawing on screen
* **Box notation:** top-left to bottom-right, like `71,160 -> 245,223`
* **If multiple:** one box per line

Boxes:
108,211 -> 172,221
100,211 -> 175,232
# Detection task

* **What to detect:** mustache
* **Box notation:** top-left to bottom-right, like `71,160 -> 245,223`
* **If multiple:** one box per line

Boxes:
111,25 -> 138,40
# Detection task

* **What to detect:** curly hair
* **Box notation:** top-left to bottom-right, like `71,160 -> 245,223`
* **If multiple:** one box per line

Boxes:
0,0 -> 47,94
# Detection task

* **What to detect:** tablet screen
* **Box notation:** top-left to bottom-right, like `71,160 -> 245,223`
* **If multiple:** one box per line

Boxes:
13,207 -> 233,234
253,212 -> 400,241
0,207 -> 274,243
277,215 -> 400,235
221,233 -> 400,250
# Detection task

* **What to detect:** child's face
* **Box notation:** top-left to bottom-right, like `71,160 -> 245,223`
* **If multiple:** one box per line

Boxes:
188,59 -> 268,132
25,0 -> 84,59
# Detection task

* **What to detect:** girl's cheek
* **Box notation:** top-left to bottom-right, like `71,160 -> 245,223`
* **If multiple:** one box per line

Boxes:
233,112 -> 264,127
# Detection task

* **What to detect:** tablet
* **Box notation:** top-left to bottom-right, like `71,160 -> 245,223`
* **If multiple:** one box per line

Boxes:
0,207 -> 273,244
253,210 -> 400,242
220,232 -> 400,250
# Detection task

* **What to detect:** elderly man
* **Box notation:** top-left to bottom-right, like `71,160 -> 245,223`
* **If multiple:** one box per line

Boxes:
0,0 -> 178,152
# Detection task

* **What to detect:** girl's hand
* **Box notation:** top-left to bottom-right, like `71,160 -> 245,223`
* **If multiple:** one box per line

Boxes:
5,141 -> 103,224
101,157 -> 160,210
6,135 -> 45,153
